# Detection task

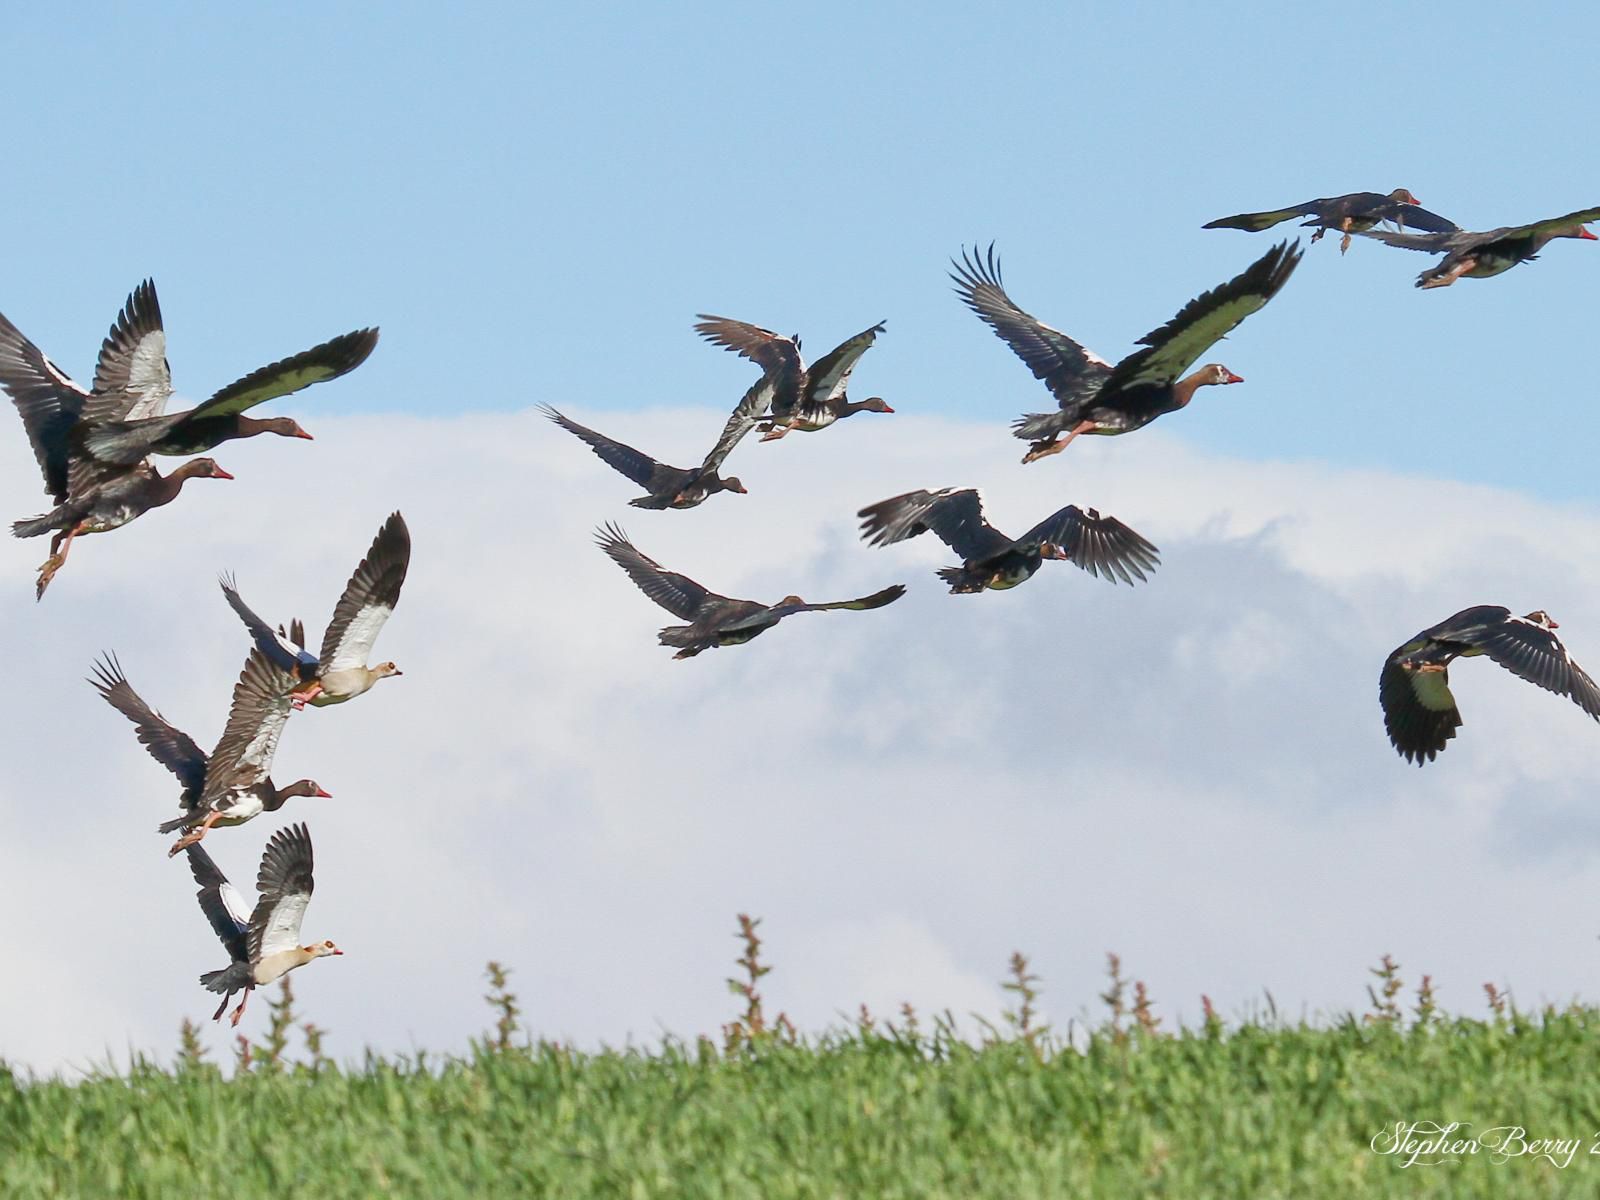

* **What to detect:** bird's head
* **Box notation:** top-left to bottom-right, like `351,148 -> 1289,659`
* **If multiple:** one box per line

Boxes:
1203,363 -> 1244,386
862,396 -> 894,414
1390,188 -> 1422,205
374,661 -> 403,680
1524,610 -> 1559,630
282,779 -> 333,801
719,476 -> 748,495
260,416 -> 314,441
304,940 -> 343,959
178,458 -> 235,481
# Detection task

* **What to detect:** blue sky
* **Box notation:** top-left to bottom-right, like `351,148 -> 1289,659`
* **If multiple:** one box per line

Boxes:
5,6 -> 1600,1073
6,3 -> 1597,495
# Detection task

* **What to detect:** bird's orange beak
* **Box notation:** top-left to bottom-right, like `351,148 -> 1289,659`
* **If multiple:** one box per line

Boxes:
315,786 -> 333,798
1579,227 -> 1597,241
1224,371 -> 1244,384
213,466 -> 236,480
295,429 -> 315,440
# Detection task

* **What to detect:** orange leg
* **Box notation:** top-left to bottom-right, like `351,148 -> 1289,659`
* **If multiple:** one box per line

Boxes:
759,419 -> 798,443
229,990 -> 252,1027
168,811 -> 224,857
1339,217 -> 1354,256
35,521 -> 86,599
289,681 -> 324,710
1419,257 -> 1476,289
1021,420 -> 1095,464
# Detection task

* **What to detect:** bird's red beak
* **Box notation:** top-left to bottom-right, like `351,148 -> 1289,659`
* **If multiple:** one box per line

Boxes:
1224,371 -> 1244,384
332,948 -> 345,955
295,429 -> 315,440
315,786 -> 333,798
1550,618 -> 1561,629
1579,227 -> 1597,241
213,466 -> 236,480
731,482 -> 748,494
880,404 -> 895,413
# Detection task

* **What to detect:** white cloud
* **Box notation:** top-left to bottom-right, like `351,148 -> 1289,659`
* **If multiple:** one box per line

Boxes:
2,405 -> 1599,1074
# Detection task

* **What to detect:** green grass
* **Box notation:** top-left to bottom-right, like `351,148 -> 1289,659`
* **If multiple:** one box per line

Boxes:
6,946 -> 1600,1198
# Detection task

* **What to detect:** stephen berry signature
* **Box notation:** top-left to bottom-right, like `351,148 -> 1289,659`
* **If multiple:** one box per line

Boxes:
1371,1121 -> 1590,1169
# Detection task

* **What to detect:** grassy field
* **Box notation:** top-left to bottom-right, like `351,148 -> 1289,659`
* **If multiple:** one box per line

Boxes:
5,939 -> 1600,1198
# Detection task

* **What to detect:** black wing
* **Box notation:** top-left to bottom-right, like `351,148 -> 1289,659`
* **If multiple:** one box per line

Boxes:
1105,241 -> 1303,392
1202,200 -> 1324,232
185,843 -> 250,963
1018,505 -> 1160,585
595,523 -> 716,619
219,575 -> 319,681
0,308 -> 90,502
192,328 -> 378,419
541,404 -> 664,487
857,487 -> 1011,564
801,322 -> 885,405
692,315 -> 804,376
88,653 -> 209,794
755,584 -> 908,624
1465,613 -> 1600,720
696,374 -> 775,477
950,244 -> 1114,408
1379,656 -> 1461,765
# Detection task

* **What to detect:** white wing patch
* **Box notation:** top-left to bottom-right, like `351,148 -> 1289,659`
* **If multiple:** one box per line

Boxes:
124,332 -> 172,419
258,892 -> 311,958
324,601 -> 394,672
219,880 -> 251,932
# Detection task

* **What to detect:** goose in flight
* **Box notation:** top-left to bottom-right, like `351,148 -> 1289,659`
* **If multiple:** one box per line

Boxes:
596,523 -> 904,658
222,512 -> 410,708
1204,188 -> 1457,253
951,241 -> 1302,463
1380,606 -> 1600,763
1355,205 -> 1600,288
857,488 -> 1158,593
185,823 -> 341,1026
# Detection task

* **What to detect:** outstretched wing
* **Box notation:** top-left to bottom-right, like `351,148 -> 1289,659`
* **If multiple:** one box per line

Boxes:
191,327 -> 379,420
219,575 -> 319,681
248,822 -> 315,961
1373,200 -> 1459,234
950,244 -> 1113,408
1106,240 -> 1303,391
802,322 -> 885,405
319,512 -> 411,672
696,374 -> 775,477
541,404 -> 665,487
185,843 -> 250,963
0,308 -> 90,502
88,653 -> 209,793
85,279 -> 173,423
1354,228 -> 1460,254
1018,505 -> 1160,585
1202,200 -> 1324,232
857,487 -> 1010,564
595,523 -> 715,619
757,583 -> 908,623
692,315 -> 803,376
1379,656 -> 1461,765
201,648 -> 298,801
1463,613 -> 1600,720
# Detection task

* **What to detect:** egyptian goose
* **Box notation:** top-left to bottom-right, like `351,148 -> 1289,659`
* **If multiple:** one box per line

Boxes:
596,523 -> 904,658
1381,607 -> 1600,763
185,823 -> 341,1026
858,488 -> 1158,593
1355,205 -> 1600,287
223,512 -> 410,707
0,282 -> 235,597
89,650 -> 327,855
540,394 -> 757,509
951,241 -> 1303,463
79,323 -> 379,464
693,316 -> 892,441
1204,188 -> 1458,254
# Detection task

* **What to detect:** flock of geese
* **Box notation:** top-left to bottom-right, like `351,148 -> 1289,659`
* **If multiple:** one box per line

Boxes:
2,189 -> 1597,1024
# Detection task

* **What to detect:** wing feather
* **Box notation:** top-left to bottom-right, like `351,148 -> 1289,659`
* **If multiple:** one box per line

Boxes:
595,523 -> 715,619
192,328 -> 378,419
541,404 -> 664,487
248,823 -> 315,961
1020,505 -> 1160,585
87,653 -> 209,793
801,322 -> 884,405
201,649 -> 297,803
318,513 -> 411,672
185,844 -> 250,962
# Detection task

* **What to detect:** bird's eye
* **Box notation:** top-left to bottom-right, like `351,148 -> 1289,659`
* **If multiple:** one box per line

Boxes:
324,940 -> 335,948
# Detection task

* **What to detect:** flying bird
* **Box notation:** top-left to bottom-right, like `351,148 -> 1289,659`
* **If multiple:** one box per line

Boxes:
79,324 -> 379,463
222,512 -> 410,708
1355,206 -> 1600,288
90,652 -> 328,855
951,241 -> 1302,463
693,316 -> 892,441
1380,606 -> 1600,764
540,392 -> 758,509
1203,188 -> 1458,254
596,523 -> 904,658
857,488 -> 1158,593
185,823 -> 341,1026
0,282 -> 234,597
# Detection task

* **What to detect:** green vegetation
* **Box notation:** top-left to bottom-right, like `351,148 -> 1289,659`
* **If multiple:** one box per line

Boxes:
5,927 -> 1600,1198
